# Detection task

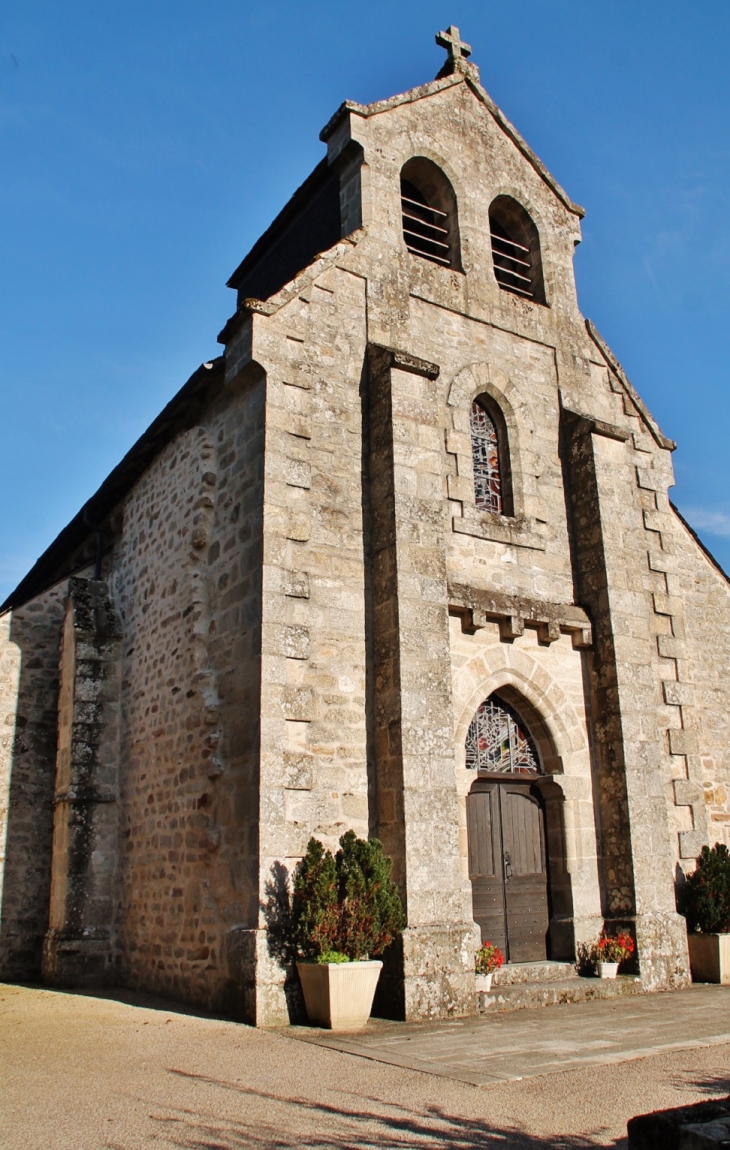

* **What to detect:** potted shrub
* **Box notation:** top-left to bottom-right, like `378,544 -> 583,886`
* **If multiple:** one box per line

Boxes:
592,930 -> 635,979
682,843 -> 730,985
475,942 -> 504,992
292,831 -> 405,1030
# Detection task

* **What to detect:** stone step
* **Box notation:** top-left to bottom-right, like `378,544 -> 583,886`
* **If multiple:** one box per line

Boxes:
478,975 -> 643,1014
492,961 -> 578,987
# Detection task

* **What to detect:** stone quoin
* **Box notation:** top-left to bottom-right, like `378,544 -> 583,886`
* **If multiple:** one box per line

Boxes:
1,28 -> 729,1024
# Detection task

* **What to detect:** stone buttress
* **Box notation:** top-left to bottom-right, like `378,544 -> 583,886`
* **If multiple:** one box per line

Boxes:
4,29 -> 730,1023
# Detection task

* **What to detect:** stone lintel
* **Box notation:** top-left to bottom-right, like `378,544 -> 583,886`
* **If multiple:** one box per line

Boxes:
563,408 -> 630,443
449,583 -> 592,648
369,343 -> 440,380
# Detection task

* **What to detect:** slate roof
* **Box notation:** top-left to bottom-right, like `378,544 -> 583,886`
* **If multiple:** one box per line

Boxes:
1,149 -> 343,616
227,158 -> 341,305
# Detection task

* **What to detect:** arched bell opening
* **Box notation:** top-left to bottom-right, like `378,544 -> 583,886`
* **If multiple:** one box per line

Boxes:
465,691 -> 574,963
489,195 -> 546,304
400,156 -> 462,270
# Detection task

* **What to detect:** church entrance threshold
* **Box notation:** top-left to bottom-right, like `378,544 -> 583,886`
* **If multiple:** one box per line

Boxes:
467,775 -> 550,963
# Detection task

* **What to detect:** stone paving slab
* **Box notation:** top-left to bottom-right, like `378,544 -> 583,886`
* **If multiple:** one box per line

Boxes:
285,985 -> 730,1086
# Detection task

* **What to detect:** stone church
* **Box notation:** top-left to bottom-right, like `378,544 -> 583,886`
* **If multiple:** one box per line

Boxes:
1,28 -> 729,1026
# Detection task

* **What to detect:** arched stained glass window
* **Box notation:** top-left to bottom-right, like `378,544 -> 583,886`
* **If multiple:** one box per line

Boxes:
465,694 -> 540,774
470,401 -> 502,514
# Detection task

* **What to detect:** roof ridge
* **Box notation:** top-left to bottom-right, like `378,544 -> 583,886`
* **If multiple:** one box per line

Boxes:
464,75 -> 584,218
320,72 -> 584,219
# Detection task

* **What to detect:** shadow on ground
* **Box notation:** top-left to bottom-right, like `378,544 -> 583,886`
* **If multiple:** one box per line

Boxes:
140,1069 -> 626,1150
9,981 -> 232,1022
678,1070 -> 730,1098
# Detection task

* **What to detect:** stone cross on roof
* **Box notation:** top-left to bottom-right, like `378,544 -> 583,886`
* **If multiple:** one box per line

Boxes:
435,25 -> 479,81
436,25 -> 472,63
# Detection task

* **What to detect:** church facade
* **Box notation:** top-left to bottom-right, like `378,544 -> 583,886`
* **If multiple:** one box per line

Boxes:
2,30 -> 729,1025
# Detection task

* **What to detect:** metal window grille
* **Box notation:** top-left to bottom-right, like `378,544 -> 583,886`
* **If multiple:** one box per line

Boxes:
490,220 -> 534,299
465,696 -> 540,774
401,181 -> 452,267
470,401 -> 502,514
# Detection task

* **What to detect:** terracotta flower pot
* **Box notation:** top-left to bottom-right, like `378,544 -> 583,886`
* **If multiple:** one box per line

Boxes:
597,961 -> 619,979
297,960 -> 383,1030
475,972 -> 494,992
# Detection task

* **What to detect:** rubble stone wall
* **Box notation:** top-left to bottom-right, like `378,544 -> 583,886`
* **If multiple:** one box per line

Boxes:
3,66 -> 730,1018
109,377 -> 265,1015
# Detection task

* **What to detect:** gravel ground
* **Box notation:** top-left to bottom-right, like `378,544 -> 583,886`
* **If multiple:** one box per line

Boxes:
1,983 -> 729,1150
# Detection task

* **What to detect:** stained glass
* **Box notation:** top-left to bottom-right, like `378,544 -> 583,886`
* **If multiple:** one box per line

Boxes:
470,402 -> 502,514
465,695 -> 540,774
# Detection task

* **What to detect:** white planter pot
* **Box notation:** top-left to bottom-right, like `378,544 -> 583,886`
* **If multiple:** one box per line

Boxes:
475,972 -> 494,992
687,933 -> 730,985
597,961 -> 619,979
297,960 -> 383,1030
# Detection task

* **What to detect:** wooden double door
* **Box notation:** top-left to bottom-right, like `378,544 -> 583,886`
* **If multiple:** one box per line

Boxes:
467,776 -> 550,962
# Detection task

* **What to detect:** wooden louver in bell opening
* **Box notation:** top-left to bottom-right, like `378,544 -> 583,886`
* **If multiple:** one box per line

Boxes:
401,180 -> 453,268
490,219 -> 534,299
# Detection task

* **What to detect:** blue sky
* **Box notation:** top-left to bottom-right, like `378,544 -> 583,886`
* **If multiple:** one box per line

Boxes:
1,1 -> 729,599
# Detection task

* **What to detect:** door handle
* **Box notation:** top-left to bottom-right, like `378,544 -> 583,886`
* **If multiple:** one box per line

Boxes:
503,851 -> 512,879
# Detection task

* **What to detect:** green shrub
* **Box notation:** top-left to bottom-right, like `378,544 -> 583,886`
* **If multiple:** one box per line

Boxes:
291,837 -> 340,960
682,843 -> 730,935
292,832 -> 405,961
336,830 -> 406,960
315,950 -> 350,965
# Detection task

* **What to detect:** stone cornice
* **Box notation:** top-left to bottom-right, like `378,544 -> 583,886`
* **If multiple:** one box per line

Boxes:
448,581 -> 593,648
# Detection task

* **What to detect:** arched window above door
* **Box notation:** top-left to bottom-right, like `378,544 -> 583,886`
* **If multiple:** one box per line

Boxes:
470,397 -> 513,516
465,694 -> 541,774
400,157 -> 461,270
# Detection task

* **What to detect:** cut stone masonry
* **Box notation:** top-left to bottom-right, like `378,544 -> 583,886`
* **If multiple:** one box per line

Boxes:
1,31 -> 727,1022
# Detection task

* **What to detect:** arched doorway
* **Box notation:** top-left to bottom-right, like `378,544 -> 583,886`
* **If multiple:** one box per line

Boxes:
465,693 -> 550,962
